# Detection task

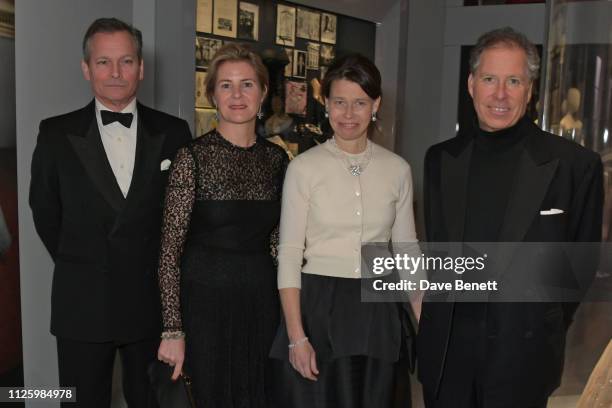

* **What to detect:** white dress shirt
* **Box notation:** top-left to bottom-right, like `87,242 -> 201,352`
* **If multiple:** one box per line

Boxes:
95,98 -> 138,197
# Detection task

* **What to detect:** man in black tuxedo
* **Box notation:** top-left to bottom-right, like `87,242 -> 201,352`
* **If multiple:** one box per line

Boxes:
418,27 -> 603,407
29,18 -> 191,407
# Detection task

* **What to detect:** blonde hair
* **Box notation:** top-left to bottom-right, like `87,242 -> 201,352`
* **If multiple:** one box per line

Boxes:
204,43 -> 269,106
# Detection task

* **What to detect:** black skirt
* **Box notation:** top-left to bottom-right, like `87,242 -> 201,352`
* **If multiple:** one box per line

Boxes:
269,273 -> 414,408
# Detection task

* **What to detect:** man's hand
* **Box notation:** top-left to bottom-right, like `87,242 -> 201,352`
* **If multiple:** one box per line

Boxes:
157,338 -> 185,380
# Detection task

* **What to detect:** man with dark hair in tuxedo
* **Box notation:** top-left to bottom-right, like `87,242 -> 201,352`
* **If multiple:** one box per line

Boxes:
30,17 -> 191,408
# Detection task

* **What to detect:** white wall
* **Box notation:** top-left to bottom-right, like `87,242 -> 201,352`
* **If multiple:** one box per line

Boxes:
396,0 -> 446,237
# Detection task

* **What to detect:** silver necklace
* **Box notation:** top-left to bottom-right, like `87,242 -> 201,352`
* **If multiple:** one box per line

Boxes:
329,137 -> 373,176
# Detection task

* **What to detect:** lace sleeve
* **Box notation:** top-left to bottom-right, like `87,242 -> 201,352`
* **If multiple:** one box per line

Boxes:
269,152 -> 290,265
158,147 -> 196,331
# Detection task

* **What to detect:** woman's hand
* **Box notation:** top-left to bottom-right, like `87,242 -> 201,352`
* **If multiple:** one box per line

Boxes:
157,338 -> 185,380
289,339 -> 319,381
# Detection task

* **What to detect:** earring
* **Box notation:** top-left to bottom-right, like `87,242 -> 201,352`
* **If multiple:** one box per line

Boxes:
213,102 -> 219,121
257,104 -> 264,120
371,111 -> 377,122
324,110 -> 329,118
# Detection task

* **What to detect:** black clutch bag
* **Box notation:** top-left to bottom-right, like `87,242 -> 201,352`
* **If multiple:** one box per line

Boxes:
148,360 -> 196,408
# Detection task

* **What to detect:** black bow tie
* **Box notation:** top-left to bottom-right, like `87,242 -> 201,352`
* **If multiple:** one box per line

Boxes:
101,110 -> 134,128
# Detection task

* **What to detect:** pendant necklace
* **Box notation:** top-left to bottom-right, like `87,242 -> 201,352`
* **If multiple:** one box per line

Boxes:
329,137 -> 373,176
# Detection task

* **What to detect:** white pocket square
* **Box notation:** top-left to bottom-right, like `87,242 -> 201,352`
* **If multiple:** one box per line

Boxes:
160,159 -> 171,171
540,208 -> 564,215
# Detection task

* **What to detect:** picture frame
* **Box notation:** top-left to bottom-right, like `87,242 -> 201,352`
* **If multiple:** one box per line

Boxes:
213,0 -> 238,38
196,37 -> 223,70
306,42 -> 320,70
238,2 -> 259,41
276,4 -> 296,47
196,0 -> 213,34
296,8 -> 320,41
320,12 -> 337,44
292,50 -> 307,79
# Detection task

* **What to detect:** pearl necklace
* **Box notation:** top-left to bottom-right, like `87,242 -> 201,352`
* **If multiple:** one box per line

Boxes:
329,137 -> 373,176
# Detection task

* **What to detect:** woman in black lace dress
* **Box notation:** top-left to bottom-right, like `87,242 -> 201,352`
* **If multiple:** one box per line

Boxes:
156,44 -> 288,407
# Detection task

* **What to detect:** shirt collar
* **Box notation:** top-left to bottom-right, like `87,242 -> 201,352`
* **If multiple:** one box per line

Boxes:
95,98 -> 138,130
95,98 -> 137,115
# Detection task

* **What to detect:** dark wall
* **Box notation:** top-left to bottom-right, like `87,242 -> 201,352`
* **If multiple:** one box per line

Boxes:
196,0 -> 376,125
196,1 -> 375,59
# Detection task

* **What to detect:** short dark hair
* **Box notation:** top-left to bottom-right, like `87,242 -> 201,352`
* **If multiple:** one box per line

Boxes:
82,18 -> 143,62
321,54 -> 382,101
470,27 -> 540,81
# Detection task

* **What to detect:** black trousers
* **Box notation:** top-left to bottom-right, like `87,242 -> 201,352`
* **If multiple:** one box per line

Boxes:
56,337 -> 159,408
423,304 -> 549,408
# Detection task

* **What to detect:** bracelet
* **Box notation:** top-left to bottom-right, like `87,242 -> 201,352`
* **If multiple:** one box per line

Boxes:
161,330 -> 186,340
288,336 -> 308,349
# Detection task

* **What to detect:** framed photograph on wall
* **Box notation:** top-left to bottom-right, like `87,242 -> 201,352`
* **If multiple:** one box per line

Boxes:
196,37 -> 223,70
285,81 -> 308,116
307,42 -> 320,70
195,108 -> 218,136
238,2 -> 259,41
276,4 -> 296,46
293,50 -> 307,79
213,0 -> 238,38
320,44 -> 335,66
284,48 -> 294,77
196,0 -> 213,33
296,8 -> 320,41
320,12 -> 337,44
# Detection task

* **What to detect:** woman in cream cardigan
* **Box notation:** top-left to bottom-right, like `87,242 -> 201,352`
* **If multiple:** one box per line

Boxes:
270,54 -> 420,407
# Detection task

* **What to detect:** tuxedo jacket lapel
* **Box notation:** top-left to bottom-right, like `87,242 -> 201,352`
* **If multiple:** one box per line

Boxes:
493,124 -> 559,277
498,151 -> 558,242
67,108 -> 125,214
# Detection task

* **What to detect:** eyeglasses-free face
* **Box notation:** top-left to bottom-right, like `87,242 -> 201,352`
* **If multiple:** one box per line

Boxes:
213,60 -> 265,126
468,46 -> 533,132
326,79 -> 380,144
81,31 -> 143,111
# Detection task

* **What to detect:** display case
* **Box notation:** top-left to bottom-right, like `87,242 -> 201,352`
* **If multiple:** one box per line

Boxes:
540,0 -> 612,241
540,0 -> 612,399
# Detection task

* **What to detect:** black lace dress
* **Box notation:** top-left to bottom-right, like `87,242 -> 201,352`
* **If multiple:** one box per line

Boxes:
158,130 -> 288,407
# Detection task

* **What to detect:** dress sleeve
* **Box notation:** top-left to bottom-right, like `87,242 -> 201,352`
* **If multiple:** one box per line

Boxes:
158,147 -> 196,332
270,153 -> 290,265
278,158 -> 309,289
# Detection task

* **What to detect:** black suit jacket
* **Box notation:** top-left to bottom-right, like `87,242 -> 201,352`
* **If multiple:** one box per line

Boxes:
418,118 -> 603,403
30,100 -> 191,343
